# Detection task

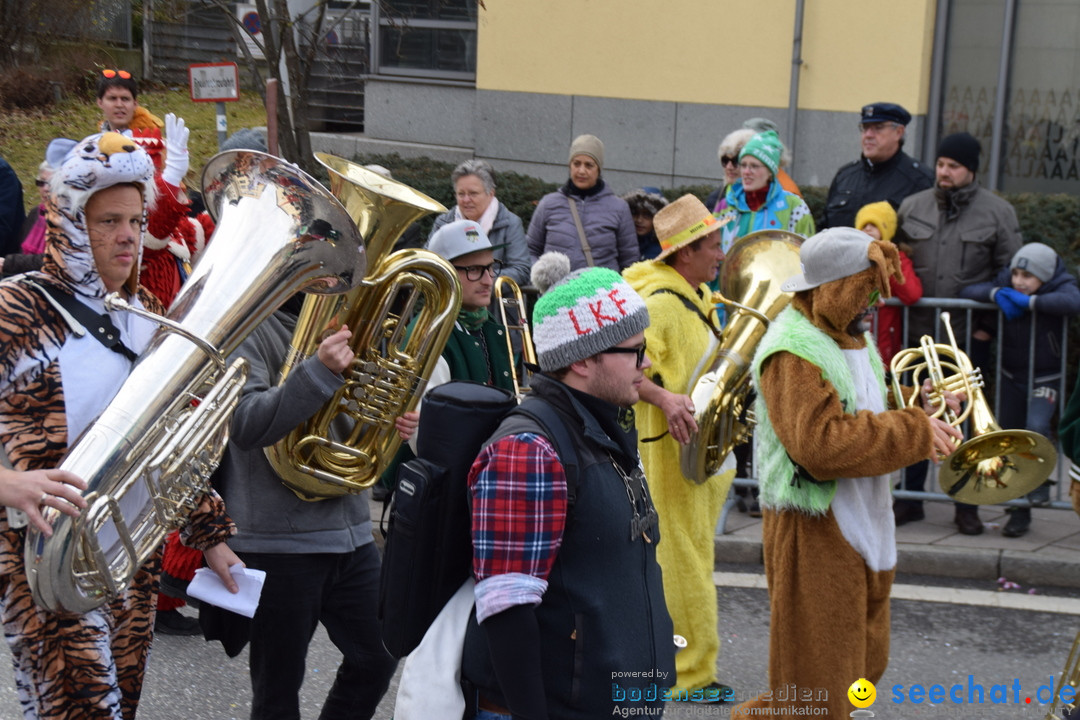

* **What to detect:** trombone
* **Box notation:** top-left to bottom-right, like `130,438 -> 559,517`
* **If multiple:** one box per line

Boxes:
494,275 -> 537,399
889,311 -> 1057,505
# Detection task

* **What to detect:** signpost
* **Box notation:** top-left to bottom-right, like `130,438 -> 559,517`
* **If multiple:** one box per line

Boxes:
188,63 -> 240,150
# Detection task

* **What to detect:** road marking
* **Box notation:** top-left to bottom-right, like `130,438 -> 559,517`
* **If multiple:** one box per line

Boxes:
714,571 -> 1080,616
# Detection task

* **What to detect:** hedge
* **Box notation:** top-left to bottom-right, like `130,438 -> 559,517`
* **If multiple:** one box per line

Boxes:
353,152 -> 1080,273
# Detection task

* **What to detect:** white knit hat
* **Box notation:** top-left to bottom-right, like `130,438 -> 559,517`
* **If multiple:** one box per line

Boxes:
532,267 -> 649,371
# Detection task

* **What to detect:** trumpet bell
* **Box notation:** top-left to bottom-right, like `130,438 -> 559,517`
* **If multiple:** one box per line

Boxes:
939,429 -> 1057,505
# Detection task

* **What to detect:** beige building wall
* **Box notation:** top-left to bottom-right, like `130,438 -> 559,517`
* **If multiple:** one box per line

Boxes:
478,0 -> 937,113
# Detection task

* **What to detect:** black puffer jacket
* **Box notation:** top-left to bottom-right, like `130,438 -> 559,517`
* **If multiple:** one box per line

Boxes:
822,149 -> 932,229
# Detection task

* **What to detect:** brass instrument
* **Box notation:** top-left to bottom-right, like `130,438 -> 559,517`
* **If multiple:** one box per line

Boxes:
890,311 -> 1057,504
494,275 -> 537,399
265,153 -> 460,500
1046,629 -> 1080,719
26,150 -> 366,613
681,230 -> 804,483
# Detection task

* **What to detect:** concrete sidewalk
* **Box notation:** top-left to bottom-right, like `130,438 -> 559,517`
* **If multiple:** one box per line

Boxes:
715,499 -> 1080,589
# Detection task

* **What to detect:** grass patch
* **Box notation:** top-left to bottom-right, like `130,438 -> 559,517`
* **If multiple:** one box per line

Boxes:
0,86 -> 267,211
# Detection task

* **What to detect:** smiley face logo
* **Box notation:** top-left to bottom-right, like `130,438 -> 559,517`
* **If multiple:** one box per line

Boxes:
848,678 -> 876,708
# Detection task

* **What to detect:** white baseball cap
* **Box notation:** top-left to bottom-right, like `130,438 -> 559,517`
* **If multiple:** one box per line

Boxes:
426,219 -> 505,262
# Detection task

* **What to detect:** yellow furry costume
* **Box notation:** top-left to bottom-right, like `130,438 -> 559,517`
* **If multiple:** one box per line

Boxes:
624,260 -> 735,692
734,234 -> 935,717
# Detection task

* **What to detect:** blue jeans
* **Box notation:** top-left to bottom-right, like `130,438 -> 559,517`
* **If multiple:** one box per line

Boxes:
238,543 -> 397,720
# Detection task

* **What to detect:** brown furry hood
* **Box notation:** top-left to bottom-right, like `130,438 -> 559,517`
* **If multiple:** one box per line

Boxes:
791,239 -> 902,348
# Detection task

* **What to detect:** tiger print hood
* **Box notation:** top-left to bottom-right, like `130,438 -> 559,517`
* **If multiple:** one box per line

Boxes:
44,132 -> 156,299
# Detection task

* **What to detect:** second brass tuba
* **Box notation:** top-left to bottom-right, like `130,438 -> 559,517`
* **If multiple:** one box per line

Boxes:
890,311 -> 1057,504
265,154 -> 461,500
25,151 -> 366,612
681,230 -> 804,483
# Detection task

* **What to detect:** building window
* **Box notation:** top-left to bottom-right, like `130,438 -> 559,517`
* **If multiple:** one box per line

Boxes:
940,0 -> 1080,195
373,0 -> 476,81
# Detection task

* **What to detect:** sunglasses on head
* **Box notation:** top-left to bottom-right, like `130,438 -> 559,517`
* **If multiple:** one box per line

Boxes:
101,69 -> 132,79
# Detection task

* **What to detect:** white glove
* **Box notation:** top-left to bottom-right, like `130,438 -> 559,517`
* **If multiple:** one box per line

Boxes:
162,113 -> 190,187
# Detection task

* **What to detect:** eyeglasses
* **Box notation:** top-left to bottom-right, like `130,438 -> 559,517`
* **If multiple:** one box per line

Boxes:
720,155 -> 738,167
598,341 -> 648,368
453,260 -> 502,281
101,69 -> 132,79
34,179 -> 48,188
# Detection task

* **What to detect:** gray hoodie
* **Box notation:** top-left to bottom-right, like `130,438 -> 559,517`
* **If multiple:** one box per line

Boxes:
219,309 -> 373,553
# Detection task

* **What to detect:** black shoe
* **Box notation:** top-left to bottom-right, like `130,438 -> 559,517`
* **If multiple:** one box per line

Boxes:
689,682 -> 734,704
954,507 -> 984,536
1003,507 -> 1032,538
893,502 -> 925,526
155,609 -> 202,636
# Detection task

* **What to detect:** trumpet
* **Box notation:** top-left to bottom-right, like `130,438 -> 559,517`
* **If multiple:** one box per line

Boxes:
890,311 -> 1056,505
494,275 -> 537,399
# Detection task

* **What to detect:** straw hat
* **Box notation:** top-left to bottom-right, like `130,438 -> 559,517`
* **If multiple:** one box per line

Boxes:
653,194 -> 725,261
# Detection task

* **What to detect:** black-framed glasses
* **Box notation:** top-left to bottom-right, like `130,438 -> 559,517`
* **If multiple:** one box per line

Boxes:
720,155 -> 738,167
598,341 -> 648,368
453,260 -> 502,281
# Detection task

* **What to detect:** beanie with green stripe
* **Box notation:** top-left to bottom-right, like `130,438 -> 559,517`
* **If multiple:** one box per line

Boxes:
532,267 -> 650,371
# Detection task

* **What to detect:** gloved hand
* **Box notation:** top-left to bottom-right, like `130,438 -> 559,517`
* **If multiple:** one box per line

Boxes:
162,113 -> 190,187
994,286 -> 1031,320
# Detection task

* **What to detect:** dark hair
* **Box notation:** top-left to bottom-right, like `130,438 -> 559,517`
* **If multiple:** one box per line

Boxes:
96,73 -> 138,101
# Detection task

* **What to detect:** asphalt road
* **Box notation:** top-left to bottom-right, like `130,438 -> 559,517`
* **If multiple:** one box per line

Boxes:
1,570 -> 1077,719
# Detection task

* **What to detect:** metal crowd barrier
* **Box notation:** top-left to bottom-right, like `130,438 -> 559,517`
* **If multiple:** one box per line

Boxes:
720,296 -> 1077,532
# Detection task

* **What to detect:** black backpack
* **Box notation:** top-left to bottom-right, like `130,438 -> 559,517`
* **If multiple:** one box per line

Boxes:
377,380 -> 579,659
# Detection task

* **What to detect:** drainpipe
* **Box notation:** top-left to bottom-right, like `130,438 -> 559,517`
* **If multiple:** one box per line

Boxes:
787,0 -> 805,170
988,0 -> 1017,191
923,0 -> 951,165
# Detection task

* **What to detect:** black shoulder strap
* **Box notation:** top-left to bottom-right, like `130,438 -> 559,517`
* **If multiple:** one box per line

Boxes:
649,288 -> 722,341
511,398 -> 581,504
32,282 -> 139,362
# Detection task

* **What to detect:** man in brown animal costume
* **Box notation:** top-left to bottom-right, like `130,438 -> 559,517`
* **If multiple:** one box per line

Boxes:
734,227 -> 961,717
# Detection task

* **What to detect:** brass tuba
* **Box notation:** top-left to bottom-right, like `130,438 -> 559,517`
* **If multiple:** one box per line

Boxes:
680,230 -> 804,483
890,311 -> 1057,504
25,150 -> 367,613
264,153 -> 460,500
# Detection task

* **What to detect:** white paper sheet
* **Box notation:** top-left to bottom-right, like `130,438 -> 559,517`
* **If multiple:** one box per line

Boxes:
186,564 -> 266,618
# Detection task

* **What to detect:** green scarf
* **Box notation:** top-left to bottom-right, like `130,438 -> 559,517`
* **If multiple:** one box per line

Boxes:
459,307 -> 489,331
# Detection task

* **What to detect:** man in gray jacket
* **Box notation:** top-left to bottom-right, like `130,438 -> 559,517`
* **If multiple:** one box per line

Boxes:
893,132 -> 1023,535
210,295 -> 396,720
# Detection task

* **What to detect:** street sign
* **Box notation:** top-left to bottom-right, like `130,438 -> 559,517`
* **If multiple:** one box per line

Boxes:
188,63 -> 239,103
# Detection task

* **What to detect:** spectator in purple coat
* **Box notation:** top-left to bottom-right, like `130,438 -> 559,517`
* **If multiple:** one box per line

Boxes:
526,134 -> 639,272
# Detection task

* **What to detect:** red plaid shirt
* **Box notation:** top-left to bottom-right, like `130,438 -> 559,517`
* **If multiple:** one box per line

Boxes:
468,432 -> 569,583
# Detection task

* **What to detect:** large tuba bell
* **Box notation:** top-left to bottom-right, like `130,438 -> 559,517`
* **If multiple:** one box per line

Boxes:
890,311 -> 1057,504
25,150 -> 366,613
681,230 -> 804,483
264,153 -> 460,500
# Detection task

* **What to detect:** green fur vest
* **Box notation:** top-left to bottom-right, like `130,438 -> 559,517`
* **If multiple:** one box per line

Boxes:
750,307 -> 886,514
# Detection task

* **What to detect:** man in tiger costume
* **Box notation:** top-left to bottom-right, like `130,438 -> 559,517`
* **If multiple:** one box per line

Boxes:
0,131 -> 239,719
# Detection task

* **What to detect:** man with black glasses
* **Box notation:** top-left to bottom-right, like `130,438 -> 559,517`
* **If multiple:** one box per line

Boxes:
822,102 -> 932,229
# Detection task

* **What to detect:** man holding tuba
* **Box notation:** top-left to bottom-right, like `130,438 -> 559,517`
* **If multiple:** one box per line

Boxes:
206,296 -> 398,718
624,194 -> 734,701
0,132 -> 240,719
734,228 -> 961,718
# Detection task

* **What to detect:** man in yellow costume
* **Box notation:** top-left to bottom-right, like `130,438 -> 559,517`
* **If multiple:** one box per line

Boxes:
624,194 -> 734,701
